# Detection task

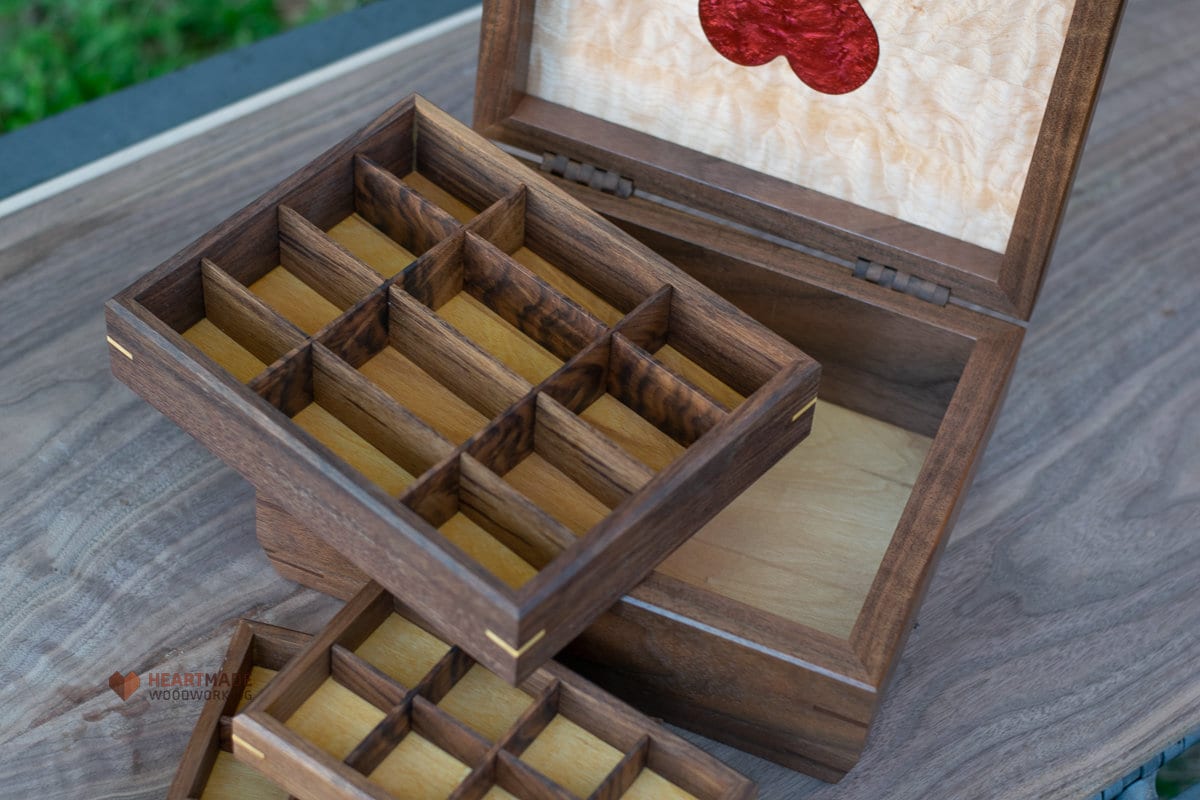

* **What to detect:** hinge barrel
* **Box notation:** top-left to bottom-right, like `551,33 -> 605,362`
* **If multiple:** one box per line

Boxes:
854,259 -> 950,305
540,152 -> 634,198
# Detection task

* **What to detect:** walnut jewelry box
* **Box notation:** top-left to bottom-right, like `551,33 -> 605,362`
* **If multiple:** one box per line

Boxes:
105,0 -> 1126,786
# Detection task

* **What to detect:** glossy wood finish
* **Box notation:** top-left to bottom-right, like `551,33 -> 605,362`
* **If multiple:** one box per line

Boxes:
232,583 -> 754,800
105,96 -> 820,682
475,0 -> 1127,319
2,4 -> 1195,797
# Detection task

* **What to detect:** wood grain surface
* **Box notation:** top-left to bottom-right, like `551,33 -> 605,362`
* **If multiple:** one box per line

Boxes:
0,3 -> 1197,798
527,0 -> 1074,253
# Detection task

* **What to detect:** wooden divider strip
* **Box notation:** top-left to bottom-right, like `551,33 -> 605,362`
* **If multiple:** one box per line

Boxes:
588,736 -> 649,800
466,188 -> 527,254
200,258 -> 307,364
608,334 -> 726,447
534,394 -> 653,508
390,287 -> 531,418
355,155 -> 461,255
279,205 -> 386,308
464,232 -> 607,361
460,455 -> 577,569
312,343 -> 454,478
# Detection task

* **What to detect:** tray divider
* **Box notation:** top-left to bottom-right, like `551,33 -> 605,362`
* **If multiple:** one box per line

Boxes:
412,694 -> 494,767
314,285 -> 390,369
466,187 -> 527,254
200,258 -> 307,365
610,285 -> 673,355
533,394 -> 653,508
460,454 -> 577,570
397,231 -> 465,310
446,762 -> 497,800
238,587 -> 384,726
312,342 -> 455,478
330,644 -> 409,712
608,334 -> 726,447
342,698 -> 414,776
586,736 -> 650,800
355,154 -> 462,254
495,751 -> 578,800
414,645 -> 477,705
279,205 -> 386,308
390,286 -> 532,418
249,343 -> 313,419
497,680 -> 560,758
463,232 -> 608,361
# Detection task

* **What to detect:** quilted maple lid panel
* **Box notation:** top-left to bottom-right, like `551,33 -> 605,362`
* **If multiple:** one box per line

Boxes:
476,0 -> 1125,318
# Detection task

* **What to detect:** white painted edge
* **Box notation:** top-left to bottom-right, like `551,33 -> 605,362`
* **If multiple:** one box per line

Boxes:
0,4 -> 482,221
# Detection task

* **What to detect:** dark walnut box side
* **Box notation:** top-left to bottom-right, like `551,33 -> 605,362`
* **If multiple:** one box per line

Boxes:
104,95 -> 820,684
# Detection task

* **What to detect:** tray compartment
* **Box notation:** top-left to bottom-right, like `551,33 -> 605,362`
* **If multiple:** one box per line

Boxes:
147,258 -> 305,384
231,584 -> 754,800
465,189 -> 633,327
463,393 -> 650,539
396,230 -> 608,385
540,328 -> 727,473
168,621 -> 310,800
400,454 -> 575,590
109,95 -> 819,683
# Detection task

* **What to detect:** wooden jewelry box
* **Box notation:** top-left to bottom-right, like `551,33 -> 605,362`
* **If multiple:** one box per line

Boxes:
465,0 -> 1126,780
242,0 -> 1127,781
170,610 -> 750,799
228,583 -> 754,799
104,97 -> 821,684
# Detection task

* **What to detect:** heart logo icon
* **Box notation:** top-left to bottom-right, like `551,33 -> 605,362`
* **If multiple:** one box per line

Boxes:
108,671 -> 140,701
698,0 -> 880,94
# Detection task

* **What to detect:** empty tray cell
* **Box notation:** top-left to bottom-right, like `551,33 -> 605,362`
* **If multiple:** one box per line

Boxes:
402,456 -> 572,590
438,511 -> 538,590
241,206 -> 386,335
354,613 -> 451,689
170,621 -> 308,800
402,171 -> 480,223
397,232 -> 607,385
369,733 -> 471,798
466,190 -> 635,327
284,678 -> 385,760
521,715 -> 623,797
200,754 -> 287,800
318,283 -> 526,447
622,769 -> 700,800
350,156 -> 463,275
365,730 -> 467,798
614,286 -> 763,412
466,394 -> 651,539
252,341 -> 456,497
326,213 -> 420,278
173,259 -> 305,383
236,665 -> 278,713
542,333 -> 726,474
437,664 -> 534,742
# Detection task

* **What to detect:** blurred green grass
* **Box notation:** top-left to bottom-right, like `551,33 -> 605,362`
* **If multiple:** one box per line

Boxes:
0,0 -> 365,133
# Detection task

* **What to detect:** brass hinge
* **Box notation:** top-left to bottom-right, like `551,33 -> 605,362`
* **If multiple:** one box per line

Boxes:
853,259 -> 950,306
540,152 -> 634,198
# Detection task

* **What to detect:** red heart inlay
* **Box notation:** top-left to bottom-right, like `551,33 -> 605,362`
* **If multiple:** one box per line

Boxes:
698,0 -> 880,95
108,670 -> 140,701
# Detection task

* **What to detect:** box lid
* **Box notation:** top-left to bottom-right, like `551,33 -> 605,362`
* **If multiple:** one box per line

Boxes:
107,95 -> 819,685
230,584 -> 756,799
474,0 -> 1126,319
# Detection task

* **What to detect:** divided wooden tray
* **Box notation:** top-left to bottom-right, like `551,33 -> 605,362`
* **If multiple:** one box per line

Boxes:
168,620 -> 310,799
106,96 -> 820,683
228,585 -> 754,800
